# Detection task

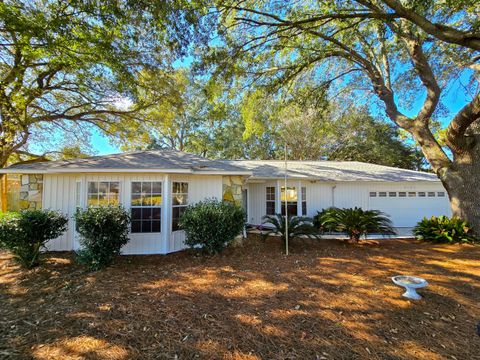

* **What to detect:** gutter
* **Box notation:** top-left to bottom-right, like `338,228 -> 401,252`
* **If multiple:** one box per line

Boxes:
0,168 -> 252,176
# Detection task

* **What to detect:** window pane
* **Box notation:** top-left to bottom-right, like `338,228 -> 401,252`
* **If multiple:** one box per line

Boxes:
389,192 -> 396,197
132,182 -> 142,194
110,182 -> 119,194
142,220 -> 152,233
379,192 -> 387,197
152,221 -> 161,233
131,220 -> 141,233
437,192 -> 445,197
88,182 -> 98,194
98,194 -> 109,206
302,202 -> 307,216
281,187 -> 297,202
428,192 -> 435,197
87,194 -> 98,206
301,187 -> 306,201
151,194 -> 162,206
108,193 -> 119,205
152,182 -> 162,194
281,202 -> 297,216
152,207 -> 161,220
142,208 -> 153,220
142,182 -> 152,195
131,194 -> 142,206
399,192 -> 406,197
266,201 -> 275,215
99,182 -> 108,195
418,192 -> 426,197
408,192 -> 416,197
173,194 -> 187,206
181,183 -> 188,193
142,194 -> 153,206
131,208 -> 142,220
369,192 -> 376,197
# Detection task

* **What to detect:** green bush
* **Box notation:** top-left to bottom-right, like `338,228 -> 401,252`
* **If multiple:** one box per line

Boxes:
319,207 -> 395,242
180,199 -> 246,254
261,214 -> 318,251
0,210 -> 68,268
74,206 -> 131,270
313,208 -> 338,232
413,216 -> 478,244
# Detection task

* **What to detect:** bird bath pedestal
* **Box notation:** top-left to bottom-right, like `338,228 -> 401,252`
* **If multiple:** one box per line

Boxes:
392,276 -> 428,300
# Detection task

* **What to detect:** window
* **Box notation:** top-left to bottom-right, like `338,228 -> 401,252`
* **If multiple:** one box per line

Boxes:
266,187 -> 276,215
408,192 -> 416,197
281,186 -> 297,216
379,192 -> 387,197
389,192 -> 396,197
131,181 -> 162,233
301,187 -> 307,216
418,192 -> 426,197
172,182 -> 188,231
399,192 -> 406,197
428,192 -> 435,197
369,192 -> 377,197
87,181 -> 119,206
437,191 -> 445,197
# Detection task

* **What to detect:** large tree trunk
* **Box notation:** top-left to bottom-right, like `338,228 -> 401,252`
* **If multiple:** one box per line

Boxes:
439,147 -> 480,232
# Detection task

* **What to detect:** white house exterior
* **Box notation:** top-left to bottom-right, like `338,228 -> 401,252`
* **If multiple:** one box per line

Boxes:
0,150 -> 451,254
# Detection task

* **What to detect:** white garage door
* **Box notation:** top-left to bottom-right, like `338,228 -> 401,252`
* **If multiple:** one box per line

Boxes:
369,190 -> 451,228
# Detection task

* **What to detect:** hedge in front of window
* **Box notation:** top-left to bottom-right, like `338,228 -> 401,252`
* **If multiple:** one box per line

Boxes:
74,206 -> 131,270
180,199 -> 246,254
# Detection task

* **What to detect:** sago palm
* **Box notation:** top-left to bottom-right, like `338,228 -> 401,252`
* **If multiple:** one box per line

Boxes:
318,207 -> 395,242
261,214 -> 319,247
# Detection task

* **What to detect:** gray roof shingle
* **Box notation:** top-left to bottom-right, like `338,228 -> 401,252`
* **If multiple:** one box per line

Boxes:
222,160 -> 439,182
1,150 -> 439,182
2,150 -> 250,174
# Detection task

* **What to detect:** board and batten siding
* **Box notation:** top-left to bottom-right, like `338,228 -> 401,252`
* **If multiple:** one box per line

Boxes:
246,180 -> 451,227
42,174 -> 78,251
42,173 -> 224,255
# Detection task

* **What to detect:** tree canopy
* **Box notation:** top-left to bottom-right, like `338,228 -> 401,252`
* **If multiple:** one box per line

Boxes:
0,0 -> 209,166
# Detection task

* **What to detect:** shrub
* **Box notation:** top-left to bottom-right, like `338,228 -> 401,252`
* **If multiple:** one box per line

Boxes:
413,216 -> 478,244
261,214 -> 319,250
75,206 -> 131,270
0,210 -> 68,268
313,208 -> 338,232
319,207 -> 395,242
180,199 -> 246,254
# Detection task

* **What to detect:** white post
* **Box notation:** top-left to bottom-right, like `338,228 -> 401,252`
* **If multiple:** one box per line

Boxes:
284,143 -> 289,256
161,174 -> 170,254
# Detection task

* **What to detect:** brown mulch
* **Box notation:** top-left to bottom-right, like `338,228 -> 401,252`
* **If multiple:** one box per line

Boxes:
1,236 -> 479,360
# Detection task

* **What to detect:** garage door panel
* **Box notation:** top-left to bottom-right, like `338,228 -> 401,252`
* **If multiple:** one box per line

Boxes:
370,193 -> 450,227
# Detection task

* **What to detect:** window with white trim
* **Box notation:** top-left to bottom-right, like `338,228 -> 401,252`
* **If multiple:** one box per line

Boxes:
172,182 -> 188,231
428,192 -> 435,197
437,191 -> 445,197
281,186 -> 298,216
379,192 -> 387,197
87,181 -> 119,206
389,192 -> 396,197
266,187 -> 275,215
369,192 -> 377,197
131,181 -> 162,233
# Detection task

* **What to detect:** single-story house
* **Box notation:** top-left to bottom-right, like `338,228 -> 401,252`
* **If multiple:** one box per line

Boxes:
0,150 -> 451,254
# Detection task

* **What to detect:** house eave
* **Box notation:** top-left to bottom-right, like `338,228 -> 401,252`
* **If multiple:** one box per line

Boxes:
0,168 -> 252,176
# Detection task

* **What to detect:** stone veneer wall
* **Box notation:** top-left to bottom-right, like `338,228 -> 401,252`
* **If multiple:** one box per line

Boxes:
20,174 -> 43,209
222,176 -> 244,206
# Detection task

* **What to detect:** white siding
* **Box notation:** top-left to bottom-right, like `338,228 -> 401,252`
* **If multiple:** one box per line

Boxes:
246,180 -> 451,228
42,174 -> 77,251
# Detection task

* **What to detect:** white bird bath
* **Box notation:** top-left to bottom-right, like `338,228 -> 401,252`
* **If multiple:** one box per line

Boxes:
392,275 -> 428,300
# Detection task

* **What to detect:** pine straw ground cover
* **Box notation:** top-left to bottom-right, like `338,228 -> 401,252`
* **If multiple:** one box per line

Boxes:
0,236 -> 479,360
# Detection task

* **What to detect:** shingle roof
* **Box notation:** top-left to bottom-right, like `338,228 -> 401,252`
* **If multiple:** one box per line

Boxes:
1,150 -> 439,182
222,160 -> 439,182
1,150 -> 250,175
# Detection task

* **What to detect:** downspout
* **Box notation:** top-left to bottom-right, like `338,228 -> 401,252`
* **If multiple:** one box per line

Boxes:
331,183 -> 337,208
